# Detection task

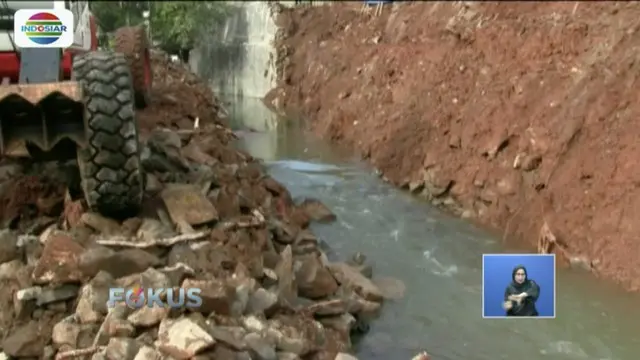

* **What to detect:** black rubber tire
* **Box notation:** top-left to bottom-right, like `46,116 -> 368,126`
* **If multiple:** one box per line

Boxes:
114,26 -> 152,109
72,51 -> 144,218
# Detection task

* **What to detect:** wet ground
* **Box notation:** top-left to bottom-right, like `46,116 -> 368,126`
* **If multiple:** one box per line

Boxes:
224,95 -> 640,360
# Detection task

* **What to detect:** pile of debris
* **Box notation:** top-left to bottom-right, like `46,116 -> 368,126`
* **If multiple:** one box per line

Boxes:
0,52 -> 386,360
135,52 -> 227,133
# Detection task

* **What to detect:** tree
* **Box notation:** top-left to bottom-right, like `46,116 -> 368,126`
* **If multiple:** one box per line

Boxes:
92,1 -> 146,33
91,1 -> 233,54
150,2 -> 233,53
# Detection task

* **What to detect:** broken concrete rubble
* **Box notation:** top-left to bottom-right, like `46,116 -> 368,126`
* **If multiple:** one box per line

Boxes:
0,52 -> 388,360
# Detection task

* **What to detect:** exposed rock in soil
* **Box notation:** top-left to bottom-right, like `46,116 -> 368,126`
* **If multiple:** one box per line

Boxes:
269,2 -> 640,291
0,52 -> 383,359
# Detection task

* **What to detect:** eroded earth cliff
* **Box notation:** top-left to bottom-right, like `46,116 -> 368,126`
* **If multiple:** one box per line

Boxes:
268,2 -> 640,290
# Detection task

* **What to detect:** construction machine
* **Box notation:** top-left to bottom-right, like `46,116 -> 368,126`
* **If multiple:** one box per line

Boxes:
0,1 -> 153,218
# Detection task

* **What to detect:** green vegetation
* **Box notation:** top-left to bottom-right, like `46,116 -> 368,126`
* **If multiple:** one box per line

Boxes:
150,2 -> 232,53
91,1 -> 233,53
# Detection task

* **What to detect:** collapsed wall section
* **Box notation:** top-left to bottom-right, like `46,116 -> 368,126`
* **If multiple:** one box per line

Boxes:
190,1 -> 280,98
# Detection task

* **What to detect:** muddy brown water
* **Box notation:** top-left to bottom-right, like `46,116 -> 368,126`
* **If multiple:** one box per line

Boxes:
223,95 -> 640,360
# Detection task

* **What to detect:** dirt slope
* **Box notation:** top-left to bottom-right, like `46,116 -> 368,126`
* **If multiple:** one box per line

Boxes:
268,2 -> 640,290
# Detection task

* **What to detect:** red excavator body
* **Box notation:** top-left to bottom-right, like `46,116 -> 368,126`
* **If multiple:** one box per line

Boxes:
0,1 -> 152,217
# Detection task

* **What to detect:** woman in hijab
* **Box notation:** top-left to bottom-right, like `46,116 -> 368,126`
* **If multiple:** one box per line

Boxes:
502,265 -> 540,316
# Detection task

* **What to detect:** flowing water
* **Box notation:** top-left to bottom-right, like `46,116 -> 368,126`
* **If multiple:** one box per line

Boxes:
223,95 -> 640,360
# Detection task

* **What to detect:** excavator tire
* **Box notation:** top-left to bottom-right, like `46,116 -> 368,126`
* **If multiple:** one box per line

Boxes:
114,26 -> 152,109
72,51 -> 144,218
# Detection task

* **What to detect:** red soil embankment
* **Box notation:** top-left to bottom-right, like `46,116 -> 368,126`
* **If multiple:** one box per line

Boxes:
268,2 -> 640,290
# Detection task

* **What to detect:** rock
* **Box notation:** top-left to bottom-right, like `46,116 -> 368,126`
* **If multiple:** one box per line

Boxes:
103,249 -> 162,279
241,315 -> 268,333
267,315 -> 326,356
146,129 -> 187,166
0,230 -> 20,264
569,256 -> 593,271
346,252 -> 373,279
275,246 -> 296,304
297,198 -> 336,223
318,313 -> 356,335
22,236 -> 43,266
0,162 -> 23,182
262,177 -> 288,196
52,317 -> 98,350
119,267 -> 171,290
244,332 -> 277,360
105,337 -> 141,360
408,179 -> 425,193
328,263 -> 383,303
209,345 -> 251,360
349,263 -> 373,279
181,141 -> 217,167
43,346 -> 55,360
295,255 -> 338,299
167,241 -> 234,277
121,217 -> 143,236
263,267 -> 279,287
144,173 -> 163,194
343,291 -> 382,319
270,219 -> 299,244
128,306 -> 169,327
35,284 -> 79,305
134,345 -> 163,360
347,252 -> 366,265
158,262 -> 195,286
263,250 -> 279,269
15,284 -> 79,310
63,194 -> 85,229
335,353 -> 358,360
32,232 -> 84,284
81,212 -> 122,235
520,154 -> 542,171
292,230 -> 320,255
13,286 -> 38,318
372,276 -> 406,300
411,351 -> 432,360
0,259 -> 25,281
161,184 -> 219,227
496,173 -> 521,196
2,321 -> 48,357
105,318 -> 136,338
156,317 -> 216,359
78,246 -> 116,278
75,271 -> 114,323
94,305 -> 131,346
209,326 -> 247,351
247,288 -> 278,315
136,218 -> 176,242
277,353 -> 302,360
25,216 -> 56,236
211,186 -> 242,218
228,276 -> 255,317
182,278 -> 235,315
140,145 -> 181,174
304,299 -> 348,316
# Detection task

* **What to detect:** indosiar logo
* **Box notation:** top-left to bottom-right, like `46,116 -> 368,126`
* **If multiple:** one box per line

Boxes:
107,286 -> 203,309
14,9 -> 74,48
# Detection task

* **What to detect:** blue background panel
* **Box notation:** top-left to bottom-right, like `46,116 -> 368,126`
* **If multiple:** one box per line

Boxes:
483,254 -> 555,318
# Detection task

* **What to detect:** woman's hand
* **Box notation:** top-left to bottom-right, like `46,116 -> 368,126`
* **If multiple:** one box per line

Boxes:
508,295 -> 521,302
507,293 -> 527,305
502,301 -> 513,310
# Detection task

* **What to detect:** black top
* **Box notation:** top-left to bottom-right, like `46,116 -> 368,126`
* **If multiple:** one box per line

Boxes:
504,265 -> 540,317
